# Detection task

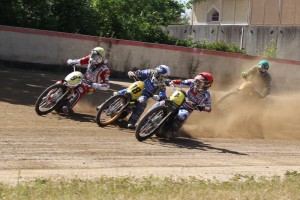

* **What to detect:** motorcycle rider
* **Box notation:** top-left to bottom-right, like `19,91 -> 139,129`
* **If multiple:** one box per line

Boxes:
64,47 -> 110,114
158,72 -> 213,138
117,65 -> 171,129
240,60 -> 271,98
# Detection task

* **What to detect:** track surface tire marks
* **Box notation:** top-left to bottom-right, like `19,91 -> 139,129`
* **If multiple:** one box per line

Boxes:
0,67 -> 300,184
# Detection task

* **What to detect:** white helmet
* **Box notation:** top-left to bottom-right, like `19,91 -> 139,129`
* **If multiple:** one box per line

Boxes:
89,47 -> 106,68
151,65 -> 170,86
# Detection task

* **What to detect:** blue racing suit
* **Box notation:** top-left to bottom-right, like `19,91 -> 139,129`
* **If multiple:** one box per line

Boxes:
117,69 -> 167,126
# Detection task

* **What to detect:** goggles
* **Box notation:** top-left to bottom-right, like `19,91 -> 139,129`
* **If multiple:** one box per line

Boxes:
194,75 -> 207,89
258,65 -> 267,73
90,51 -> 102,64
91,50 -> 100,56
151,72 -> 167,86
194,80 -> 205,89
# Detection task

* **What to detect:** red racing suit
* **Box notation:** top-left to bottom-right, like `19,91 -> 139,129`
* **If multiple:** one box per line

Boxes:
67,55 -> 111,109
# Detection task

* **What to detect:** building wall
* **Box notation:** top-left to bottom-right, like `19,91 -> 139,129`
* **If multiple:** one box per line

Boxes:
264,0 -> 281,25
222,0 -> 249,25
167,24 -> 300,61
251,0 -> 280,25
221,0 -> 235,24
193,0 -> 222,25
192,0 -> 249,25
235,0 -> 249,24
192,0 -> 300,25
281,0 -> 300,25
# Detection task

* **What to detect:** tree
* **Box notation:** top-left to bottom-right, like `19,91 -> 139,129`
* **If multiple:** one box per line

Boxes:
0,0 -> 244,54
186,0 -> 207,9
0,0 -> 54,29
15,0 -> 54,29
92,0 -> 185,40
0,0 -> 21,26
51,0 -> 97,34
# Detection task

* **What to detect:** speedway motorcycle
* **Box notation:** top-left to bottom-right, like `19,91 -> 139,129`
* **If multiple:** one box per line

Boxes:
35,65 -> 84,115
95,77 -> 145,127
216,76 -> 262,114
135,83 -> 187,141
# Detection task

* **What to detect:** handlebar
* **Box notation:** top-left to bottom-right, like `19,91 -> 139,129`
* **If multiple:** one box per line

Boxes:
166,79 -> 182,92
67,64 -> 81,72
132,75 -> 140,82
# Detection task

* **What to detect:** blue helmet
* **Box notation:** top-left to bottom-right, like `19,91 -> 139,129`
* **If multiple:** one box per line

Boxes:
151,65 -> 171,86
154,65 -> 170,76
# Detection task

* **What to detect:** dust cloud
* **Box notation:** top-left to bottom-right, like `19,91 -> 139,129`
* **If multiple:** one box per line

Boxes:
183,89 -> 300,140
74,81 -> 300,140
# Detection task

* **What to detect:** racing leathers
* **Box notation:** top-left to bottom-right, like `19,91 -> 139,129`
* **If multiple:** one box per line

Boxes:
163,79 -> 212,131
66,55 -> 110,111
117,69 -> 167,126
241,66 -> 271,98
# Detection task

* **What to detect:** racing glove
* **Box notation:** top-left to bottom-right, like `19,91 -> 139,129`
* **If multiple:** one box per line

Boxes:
171,79 -> 182,85
164,79 -> 171,86
127,71 -> 135,79
194,104 -> 205,111
152,95 -> 160,101
67,59 -> 80,66
241,72 -> 248,79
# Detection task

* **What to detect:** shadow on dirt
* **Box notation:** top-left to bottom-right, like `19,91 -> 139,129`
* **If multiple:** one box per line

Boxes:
89,120 -> 135,133
0,66 -> 129,107
145,137 -> 248,156
54,112 -> 96,123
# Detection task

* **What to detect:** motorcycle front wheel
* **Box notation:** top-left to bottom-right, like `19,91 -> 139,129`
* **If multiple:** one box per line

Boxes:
135,106 -> 169,142
35,84 -> 68,115
96,94 -> 128,127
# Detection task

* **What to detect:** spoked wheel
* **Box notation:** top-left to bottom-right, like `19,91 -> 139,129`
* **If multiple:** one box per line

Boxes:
96,94 -> 128,127
35,84 -> 68,115
216,91 -> 238,114
135,106 -> 168,142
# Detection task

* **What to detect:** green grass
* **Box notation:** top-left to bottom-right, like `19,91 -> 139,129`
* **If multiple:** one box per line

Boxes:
0,171 -> 300,200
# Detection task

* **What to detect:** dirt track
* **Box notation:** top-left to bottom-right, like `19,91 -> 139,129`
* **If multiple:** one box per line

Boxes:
1,67 -> 300,184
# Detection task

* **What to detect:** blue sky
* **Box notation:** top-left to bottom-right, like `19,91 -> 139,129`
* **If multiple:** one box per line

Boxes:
177,0 -> 192,15
178,0 -> 189,3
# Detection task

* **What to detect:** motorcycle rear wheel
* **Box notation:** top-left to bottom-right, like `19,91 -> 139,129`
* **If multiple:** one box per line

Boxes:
96,94 -> 128,127
35,84 -> 67,115
216,91 -> 238,114
135,106 -> 168,142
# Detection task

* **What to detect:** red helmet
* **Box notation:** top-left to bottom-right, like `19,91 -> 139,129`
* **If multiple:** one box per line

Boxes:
199,72 -> 213,84
193,72 -> 213,90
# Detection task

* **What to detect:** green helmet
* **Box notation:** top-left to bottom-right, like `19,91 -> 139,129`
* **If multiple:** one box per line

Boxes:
258,60 -> 269,74
258,60 -> 269,70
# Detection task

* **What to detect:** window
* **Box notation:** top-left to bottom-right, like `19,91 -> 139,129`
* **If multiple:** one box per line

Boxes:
207,7 -> 220,23
211,11 -> 219,22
